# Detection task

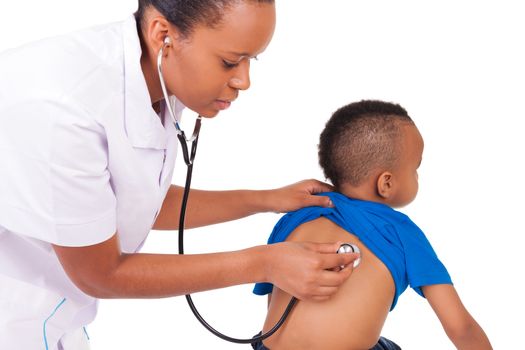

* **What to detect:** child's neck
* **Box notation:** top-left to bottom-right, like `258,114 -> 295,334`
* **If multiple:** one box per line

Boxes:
338,181 -> 385,205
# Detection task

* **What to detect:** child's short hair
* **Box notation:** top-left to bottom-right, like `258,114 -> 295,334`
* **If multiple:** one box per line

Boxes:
318,100 -> 414,189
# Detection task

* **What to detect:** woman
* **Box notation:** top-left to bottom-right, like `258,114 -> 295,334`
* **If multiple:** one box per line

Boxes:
0,1 -> 360,349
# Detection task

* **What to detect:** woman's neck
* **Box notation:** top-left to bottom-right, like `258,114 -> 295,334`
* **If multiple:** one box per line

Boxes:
137,22 -> 163,105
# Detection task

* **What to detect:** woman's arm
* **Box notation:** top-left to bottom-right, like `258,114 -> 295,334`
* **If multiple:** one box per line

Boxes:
423,284 -> 492,350
53,233 -> 357,301
153,180 -> 333,230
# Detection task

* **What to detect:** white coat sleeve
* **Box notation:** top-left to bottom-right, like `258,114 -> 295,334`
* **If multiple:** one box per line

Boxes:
0,97 -> 117,247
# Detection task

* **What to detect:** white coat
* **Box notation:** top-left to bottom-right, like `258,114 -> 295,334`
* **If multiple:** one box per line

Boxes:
0,15 -> 181,349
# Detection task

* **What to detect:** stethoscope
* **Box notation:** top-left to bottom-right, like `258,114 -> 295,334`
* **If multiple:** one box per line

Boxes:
157,36 -> 361,345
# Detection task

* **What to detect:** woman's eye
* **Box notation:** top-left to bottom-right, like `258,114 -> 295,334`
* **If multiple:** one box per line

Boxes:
222,59 -> 239,69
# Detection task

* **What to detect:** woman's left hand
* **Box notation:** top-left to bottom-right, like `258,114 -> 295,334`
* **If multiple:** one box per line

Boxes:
262,179 -> 334,213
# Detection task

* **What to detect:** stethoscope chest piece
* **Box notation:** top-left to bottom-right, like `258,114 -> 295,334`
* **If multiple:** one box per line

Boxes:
337,243 -> 361,268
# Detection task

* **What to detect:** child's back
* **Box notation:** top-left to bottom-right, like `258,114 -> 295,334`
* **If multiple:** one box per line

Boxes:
262,216 -> 394,350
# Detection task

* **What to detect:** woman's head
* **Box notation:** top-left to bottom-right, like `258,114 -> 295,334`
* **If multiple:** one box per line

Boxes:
136,0 -> 274,38
136,0 -> 276,117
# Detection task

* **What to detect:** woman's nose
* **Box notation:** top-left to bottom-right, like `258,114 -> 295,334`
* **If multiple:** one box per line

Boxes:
229,60 -> 251,91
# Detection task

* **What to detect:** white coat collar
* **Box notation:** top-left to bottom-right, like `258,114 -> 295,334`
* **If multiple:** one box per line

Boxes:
121,15 -> 185,149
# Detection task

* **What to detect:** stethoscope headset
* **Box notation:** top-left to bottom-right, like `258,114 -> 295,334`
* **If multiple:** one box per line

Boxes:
157,36 -> 360,345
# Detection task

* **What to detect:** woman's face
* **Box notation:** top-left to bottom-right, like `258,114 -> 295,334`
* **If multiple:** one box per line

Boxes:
163,1 -> 276,117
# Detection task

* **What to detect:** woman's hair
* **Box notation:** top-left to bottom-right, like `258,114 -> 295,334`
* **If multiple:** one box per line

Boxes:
318,100 -> 414,189
136,0 -> 274,37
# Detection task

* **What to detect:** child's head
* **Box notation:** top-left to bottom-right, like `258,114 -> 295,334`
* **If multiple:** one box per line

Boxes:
318,100 -> 423,208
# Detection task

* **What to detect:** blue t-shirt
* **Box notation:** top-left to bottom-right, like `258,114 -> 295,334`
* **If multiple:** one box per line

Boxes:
253,192 -> 452,310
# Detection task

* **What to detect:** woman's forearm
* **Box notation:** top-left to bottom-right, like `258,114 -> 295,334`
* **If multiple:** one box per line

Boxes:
153,180 -> 334,230
56,236 -> 268,299
153,185 -> 271,230
54,234 -> 357,301
105,248 -> 268,298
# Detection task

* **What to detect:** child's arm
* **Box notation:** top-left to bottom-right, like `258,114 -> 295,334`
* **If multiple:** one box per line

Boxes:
422,284 -> 492,350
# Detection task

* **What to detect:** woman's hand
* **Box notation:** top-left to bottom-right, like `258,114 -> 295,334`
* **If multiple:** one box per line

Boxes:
263,241 -> 359,301
261,179 -> 334,213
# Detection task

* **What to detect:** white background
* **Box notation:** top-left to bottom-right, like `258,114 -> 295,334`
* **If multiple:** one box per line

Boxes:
1,1 -> 524,349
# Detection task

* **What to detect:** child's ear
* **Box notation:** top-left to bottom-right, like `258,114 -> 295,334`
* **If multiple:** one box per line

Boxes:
377,171 -> 394,199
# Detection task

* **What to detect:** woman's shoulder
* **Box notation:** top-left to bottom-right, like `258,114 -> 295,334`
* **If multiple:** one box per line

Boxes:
1,19 -> 127,104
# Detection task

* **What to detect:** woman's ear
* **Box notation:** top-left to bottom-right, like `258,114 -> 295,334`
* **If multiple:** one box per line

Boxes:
144,14 -> 181,55
376,171 -> 394,199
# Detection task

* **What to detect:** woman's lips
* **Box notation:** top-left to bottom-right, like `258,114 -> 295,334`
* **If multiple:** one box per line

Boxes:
215,99 -> 232,110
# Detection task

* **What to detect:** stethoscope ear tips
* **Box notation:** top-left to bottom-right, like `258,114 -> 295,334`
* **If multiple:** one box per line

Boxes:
337,243 -> 361,269
164,36 -> 172,46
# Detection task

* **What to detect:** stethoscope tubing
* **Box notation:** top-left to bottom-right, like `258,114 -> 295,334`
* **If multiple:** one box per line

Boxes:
158,39 -> 296,344
177,147 -> 298,343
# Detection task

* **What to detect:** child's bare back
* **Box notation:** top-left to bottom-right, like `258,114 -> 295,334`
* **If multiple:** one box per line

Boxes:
262,217 -> 394,350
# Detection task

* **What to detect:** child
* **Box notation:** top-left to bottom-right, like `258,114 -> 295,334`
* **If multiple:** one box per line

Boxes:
252,100 -> 492,350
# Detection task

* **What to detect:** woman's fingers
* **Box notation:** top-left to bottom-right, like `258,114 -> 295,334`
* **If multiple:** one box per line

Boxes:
297,265 -> 354,297
301,178 -> 334,194
303,241 -> 360,270
303,194 -> 334,208
317,264 -> 355,287
320,251 -> 360,270
292,267 -> 355,301
266,242 -> 359,301
268,179 -> 335,213
299,179 -> 334,208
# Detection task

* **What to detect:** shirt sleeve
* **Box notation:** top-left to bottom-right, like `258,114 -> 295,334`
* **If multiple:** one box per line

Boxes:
253,282 -> 274,296
0,98 -> 116,247
399,218 -> 453,298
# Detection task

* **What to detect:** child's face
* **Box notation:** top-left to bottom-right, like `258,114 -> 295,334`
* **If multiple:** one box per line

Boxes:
389,124 -> 424,207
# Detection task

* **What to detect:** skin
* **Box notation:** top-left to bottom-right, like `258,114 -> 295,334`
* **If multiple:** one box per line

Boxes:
262,123 -> 492,349
140,1 -> 273,117
52,1 -> 359,302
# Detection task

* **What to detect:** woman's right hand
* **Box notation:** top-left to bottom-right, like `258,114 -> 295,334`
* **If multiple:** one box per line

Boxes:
264,241 -> 359,301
